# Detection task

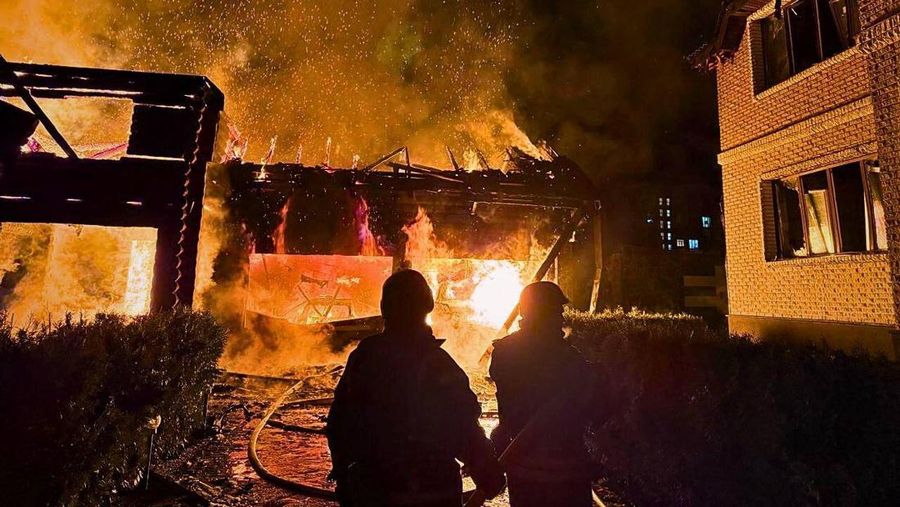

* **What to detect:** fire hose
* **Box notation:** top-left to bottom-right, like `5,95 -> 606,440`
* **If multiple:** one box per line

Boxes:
247,367 -> 343,501
247,368 -> 604,506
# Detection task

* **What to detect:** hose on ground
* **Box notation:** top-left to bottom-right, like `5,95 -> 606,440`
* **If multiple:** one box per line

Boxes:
247,367 -> 343,501
246,366 -> 604,506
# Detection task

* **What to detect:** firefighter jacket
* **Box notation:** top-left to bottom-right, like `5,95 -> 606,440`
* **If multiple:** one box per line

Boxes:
326,326 -> 501,505
489,327 -> 595,482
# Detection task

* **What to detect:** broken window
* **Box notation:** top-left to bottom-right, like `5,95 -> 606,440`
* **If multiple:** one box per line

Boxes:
801,171 -> 836,254
819,0 -> 848,58
768,160 -> 886,259
827,0 -> 859,48
788,0 -> 821,73
831,163 -> 867,252
759,0 -> 859,89
867,163 -> 888,251
762,14 -> 791,87
774,178 -> 807,257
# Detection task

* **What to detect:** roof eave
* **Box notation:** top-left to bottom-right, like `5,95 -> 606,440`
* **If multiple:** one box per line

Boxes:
691,0 -> 771,72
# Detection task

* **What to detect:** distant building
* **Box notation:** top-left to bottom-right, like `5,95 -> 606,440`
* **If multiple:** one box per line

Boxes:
642,185 -> 724,253
600,179 -> 725,316
695,0 -> 900,358
637,185 -> 722,253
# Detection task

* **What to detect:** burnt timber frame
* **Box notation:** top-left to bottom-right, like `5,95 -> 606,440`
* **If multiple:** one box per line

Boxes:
229,160 -> 598,210
0,61 -> 224,310
227,156 -> 603,311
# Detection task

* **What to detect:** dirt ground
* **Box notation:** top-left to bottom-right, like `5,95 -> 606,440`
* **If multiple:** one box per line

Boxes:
149,368 -> 627,507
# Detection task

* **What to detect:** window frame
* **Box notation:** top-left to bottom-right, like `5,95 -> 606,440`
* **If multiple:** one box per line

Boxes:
769,159 -> 884,260
760,0 -> 859,89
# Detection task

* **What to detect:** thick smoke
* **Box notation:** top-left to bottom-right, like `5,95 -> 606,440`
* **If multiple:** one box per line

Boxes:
2,0 -> 528,166
1,0 -> 720,180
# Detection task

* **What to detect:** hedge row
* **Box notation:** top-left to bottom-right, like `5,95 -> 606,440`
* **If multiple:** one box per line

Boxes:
0,310 -> 226,506
567,309 -> 900,506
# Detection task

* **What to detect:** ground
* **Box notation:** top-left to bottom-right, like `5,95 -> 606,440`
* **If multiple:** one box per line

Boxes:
147,368 -> 627,507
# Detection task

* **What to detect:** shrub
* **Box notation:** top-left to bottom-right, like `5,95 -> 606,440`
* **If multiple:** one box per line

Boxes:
0,310 -> 227,506
567,308 -> 900,506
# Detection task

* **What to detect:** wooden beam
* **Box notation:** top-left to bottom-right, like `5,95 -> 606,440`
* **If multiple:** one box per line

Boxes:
498,204 -> 593,334
0,55 -> 78,159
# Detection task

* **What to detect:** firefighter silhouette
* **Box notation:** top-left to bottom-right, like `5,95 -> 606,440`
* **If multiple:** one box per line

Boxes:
489,282 -> 596,507
326,269 -> 505,506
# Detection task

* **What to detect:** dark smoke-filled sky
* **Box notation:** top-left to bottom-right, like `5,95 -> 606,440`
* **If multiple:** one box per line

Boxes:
2,0 -> 722,183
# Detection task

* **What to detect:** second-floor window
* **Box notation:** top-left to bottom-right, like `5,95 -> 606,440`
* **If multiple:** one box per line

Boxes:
767,161 -> 886,260
760,0 -> 860,89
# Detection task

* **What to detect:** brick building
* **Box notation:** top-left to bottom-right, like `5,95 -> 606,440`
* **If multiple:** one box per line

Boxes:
696,0 -> 900,358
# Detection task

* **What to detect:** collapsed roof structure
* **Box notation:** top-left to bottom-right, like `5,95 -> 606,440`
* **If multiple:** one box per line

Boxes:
0,58 -> 223,310
0,60 -> 602,340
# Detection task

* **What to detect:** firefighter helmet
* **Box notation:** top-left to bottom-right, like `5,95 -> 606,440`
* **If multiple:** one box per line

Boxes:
518,281 -> 569,317
380,269 -> 435,321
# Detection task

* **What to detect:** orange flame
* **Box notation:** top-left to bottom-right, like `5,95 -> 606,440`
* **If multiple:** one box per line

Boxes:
355,197 -> 384,256
273,197 -> 291,254
402,207 -> 525,330
122,239 -> 155,315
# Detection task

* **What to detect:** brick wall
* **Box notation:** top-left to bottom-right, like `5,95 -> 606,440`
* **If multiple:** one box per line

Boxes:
717,3 -> 871,151
861,0 -> 900,325
716,0 -> 897,328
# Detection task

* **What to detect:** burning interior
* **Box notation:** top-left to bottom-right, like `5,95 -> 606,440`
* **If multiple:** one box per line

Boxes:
0,223 -> 156,321
1,60 -> 601,370
201,150 -> 601,368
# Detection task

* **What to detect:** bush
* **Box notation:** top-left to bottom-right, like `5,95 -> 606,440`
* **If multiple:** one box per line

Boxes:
0,310 -> 227,506
567,308 -> 900,506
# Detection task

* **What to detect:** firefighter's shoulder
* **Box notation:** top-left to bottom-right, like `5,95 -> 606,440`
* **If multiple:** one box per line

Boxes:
355,332 -> 389,350
491,330 -> 524,355
345,333 -> 389,362
425,345 -> 468,386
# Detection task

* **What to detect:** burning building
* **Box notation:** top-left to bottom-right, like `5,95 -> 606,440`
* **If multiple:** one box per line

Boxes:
201,145 -> 601,368
695,0 -> 900,358
1,59 -> 601,368
0,60 -> 223,320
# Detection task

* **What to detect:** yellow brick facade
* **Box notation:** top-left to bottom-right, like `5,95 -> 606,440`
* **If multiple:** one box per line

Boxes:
715,0 -> 900,355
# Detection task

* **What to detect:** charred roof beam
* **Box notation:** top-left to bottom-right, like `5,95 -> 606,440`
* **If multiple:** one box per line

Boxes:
0,54 -> 78,159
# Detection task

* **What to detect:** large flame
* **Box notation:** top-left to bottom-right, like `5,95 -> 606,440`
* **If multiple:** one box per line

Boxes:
122,239 -> 155,315
403,207 -> 529,332
468,260 -> 524,328
0,223 -> 156,322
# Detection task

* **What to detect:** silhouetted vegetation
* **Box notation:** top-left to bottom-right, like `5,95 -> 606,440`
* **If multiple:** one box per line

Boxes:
567,309 -> 900,506
0,310 -> 226,506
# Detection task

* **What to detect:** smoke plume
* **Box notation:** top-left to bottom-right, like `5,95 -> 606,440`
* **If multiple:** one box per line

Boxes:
1,0 -> 720,180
